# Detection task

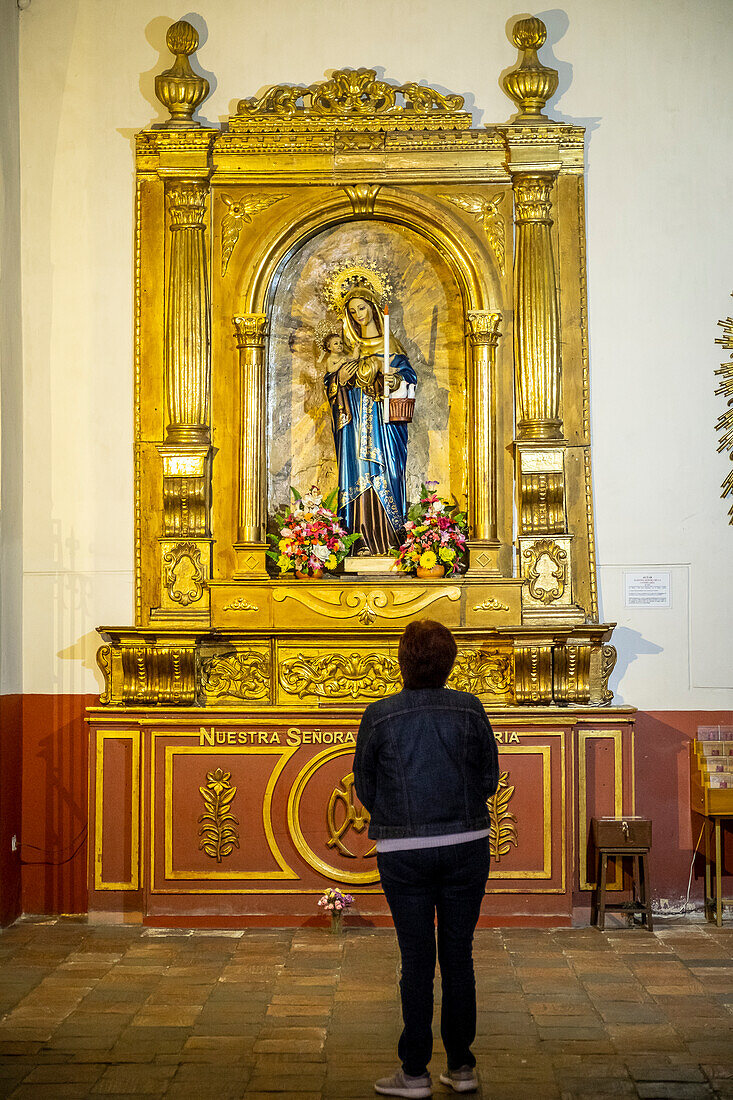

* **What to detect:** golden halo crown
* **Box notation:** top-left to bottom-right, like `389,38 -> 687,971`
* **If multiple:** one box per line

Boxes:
321,259 -> 393,315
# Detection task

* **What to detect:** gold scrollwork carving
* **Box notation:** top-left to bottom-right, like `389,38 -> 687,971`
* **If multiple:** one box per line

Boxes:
514,644 -> 553,705
220,193 -> 285,277
519,471 -> 565,534
488,771 -> 518,862
326,772 -> 376,859
279,652 -> 401,700
600,644 -> 617,704
272,585 -> 460,625
237,68 -> 465,120
522,539 -> 567,605
472,598 -> 510,613
163,542 -> 206,606
200,652 -> 270,701
450,651 -> 513,696
442,193 -> 506,276
198,769 -> 240,863
96,645 -> 112,705
222,598 -> 259,612
553,644 -> 591,705
120,645 -> 197,705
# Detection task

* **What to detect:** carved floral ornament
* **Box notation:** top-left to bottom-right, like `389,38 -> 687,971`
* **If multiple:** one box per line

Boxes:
277,649 -> 513,701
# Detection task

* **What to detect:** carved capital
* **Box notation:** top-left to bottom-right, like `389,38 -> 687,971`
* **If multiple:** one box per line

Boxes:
233,314 -> 268,348
466,311 -> 502,347
167,183 -> 208,230
513,174 -> 555,225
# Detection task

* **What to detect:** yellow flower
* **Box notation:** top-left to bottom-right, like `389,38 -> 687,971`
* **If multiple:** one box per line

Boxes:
326,554 -> 337,570
277,555 -> 293,572
439,547 -> 456,562
278,538 -> 292,553
419,551 -> 437,569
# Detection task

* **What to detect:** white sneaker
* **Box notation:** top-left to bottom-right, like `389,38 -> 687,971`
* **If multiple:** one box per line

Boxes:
375,1068 -> 433,1097
439,1065 -> 478,1092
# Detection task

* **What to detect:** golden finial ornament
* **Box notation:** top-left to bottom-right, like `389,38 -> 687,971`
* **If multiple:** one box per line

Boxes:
502,16 -> 559,123
154,20 -> 210,127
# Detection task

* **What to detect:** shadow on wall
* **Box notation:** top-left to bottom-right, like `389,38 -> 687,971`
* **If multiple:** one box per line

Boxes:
57,631 -> 104,694
609,626 -> 663,705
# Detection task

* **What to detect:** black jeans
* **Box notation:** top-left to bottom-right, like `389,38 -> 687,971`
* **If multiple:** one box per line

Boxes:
377,835 -> 491,1077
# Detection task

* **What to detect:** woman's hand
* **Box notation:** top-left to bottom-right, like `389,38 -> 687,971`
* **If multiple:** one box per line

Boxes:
338,358 -> 358,385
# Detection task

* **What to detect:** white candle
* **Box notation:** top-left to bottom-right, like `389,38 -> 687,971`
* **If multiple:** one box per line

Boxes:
383,305 -> 390,424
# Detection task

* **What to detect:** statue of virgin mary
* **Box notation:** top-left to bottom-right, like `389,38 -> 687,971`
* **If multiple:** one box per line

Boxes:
321,262 -> 417,555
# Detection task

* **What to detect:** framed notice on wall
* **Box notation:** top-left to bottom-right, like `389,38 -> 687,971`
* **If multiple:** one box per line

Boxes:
623,571 -> 671,608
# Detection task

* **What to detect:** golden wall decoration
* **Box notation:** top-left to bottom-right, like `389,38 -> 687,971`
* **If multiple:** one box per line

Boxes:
163,542 -> 206,606
236,67 -> 467,125
326,772 -> 375,859
472,599 -> 510,613
488,770 -> 518,862
279,652 -> 401,701
599,644 -> 618,705
715,297 -> 733,521
449,650 -> 513,697
200,651 -> 271,702
522,539 -> 567,605
220,193 -> 285,277
198,768 -> 240,862
272,586 -> 461,626
442,193 -> 506,276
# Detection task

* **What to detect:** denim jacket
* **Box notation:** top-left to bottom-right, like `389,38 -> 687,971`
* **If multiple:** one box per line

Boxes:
353,687 -> 499,840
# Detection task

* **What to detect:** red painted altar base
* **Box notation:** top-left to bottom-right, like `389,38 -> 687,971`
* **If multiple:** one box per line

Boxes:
87,705 -> 635,927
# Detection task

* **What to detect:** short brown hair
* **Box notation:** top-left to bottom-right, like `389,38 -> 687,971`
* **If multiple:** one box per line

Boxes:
398,620 -> 457,689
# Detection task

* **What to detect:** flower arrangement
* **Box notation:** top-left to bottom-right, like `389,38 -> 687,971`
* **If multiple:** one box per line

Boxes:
317,888 -> 354,933
267,486 -> 360,577
391,482 -> 468,577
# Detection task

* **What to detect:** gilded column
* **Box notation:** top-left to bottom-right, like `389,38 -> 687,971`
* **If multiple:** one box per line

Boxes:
165,183 -> 210,445
233,314 -> 269,576
466,311 -> 502,575
513,173 -> 562,441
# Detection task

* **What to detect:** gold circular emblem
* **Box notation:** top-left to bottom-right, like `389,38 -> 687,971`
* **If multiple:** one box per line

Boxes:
287,744 -> 380,885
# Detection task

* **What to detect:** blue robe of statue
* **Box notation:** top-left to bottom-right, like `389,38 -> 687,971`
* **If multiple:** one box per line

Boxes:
324,351 -> 416,550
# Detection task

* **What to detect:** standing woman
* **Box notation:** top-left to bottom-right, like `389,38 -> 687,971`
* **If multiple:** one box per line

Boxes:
354,620 -> 499,1098
322,264 -> 417,555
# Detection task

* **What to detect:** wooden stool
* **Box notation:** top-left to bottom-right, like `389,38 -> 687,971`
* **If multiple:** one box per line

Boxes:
591,816 -> 653,931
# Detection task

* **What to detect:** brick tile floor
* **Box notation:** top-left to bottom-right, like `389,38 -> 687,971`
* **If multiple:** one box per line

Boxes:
0,920 -> 731,1098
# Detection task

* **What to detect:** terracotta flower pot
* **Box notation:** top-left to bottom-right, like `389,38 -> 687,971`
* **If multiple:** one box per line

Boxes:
295,568 -> 323,580
415,563 -> 445,578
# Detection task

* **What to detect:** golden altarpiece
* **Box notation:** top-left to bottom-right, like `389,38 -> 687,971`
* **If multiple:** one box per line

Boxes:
88,17 -> 634,924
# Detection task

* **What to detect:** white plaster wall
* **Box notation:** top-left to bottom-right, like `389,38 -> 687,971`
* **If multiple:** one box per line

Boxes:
0,0 -> 22,696
17,0 -> 733,708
